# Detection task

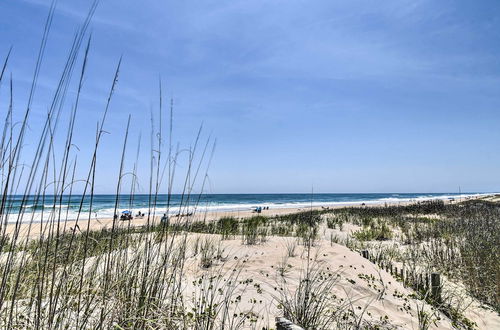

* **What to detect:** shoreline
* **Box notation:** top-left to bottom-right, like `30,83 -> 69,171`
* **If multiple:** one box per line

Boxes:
3,193 -> 496,239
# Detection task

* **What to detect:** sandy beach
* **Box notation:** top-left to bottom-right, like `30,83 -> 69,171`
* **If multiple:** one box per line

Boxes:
176,232 -> 500,329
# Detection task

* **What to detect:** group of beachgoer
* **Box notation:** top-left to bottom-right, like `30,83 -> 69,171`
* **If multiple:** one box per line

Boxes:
116,212 -> 169,225
113,211 -> 146,221
253,206 -> 269,213
174,212 -> 193,217
119,213 -> 132,221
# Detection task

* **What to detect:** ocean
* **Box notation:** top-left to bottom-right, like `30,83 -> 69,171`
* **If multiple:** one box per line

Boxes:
1,192 -> 492,223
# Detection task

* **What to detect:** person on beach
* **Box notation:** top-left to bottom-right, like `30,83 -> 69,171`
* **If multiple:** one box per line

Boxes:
161,213 -> 169,226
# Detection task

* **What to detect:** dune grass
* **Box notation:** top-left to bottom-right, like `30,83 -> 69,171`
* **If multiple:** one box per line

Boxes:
328,200 -> 500,314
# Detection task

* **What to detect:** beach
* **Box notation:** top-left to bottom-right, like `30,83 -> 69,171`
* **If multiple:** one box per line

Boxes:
2,194 -> 498,328
3,193 -> 494,239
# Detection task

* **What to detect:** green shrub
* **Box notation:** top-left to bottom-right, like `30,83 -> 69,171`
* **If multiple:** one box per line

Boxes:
242,216 -> 268,245
216,216 -> 239,239
296,222 -> 318,246
353,221 -> 392,241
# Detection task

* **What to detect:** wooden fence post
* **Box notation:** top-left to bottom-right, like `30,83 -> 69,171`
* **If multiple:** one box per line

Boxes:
431,273 -> 441,302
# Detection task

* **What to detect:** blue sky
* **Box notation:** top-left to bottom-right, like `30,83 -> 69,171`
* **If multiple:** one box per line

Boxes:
1,0 -> 500,193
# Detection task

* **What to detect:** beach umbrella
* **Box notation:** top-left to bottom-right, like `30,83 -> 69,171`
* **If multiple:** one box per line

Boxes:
122,210 -> 131,215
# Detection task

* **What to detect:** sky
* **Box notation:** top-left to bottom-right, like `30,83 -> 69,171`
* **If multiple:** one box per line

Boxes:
0,0 -> 500,194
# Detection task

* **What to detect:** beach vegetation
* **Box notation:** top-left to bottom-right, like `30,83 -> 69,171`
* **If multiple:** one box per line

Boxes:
328,200 -> 500,314
216,216 -> 239,240
241,216 -> 267,245
353,220 -> 393,241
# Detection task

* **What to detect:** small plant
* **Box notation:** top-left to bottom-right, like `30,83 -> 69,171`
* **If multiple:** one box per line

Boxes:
216,216 -> 239,239
326,215 -> 344,230
353,220 -> 392,241
296,222 -> 318,247
329,233 -> 344,246
276,255 -> 292,277
215,240 -> 227,262
199,237 -> 217,268
241,216 -> 268,245
284,238 -> 297,257
188,266 -> 255,329
275,258 -> 344,329
192,235 -> 201,256
258,226 -> 269,243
